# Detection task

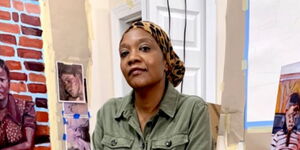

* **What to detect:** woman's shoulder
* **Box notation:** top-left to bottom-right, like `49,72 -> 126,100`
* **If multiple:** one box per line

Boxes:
178,94 -> 207,108
98,97 -> 122,111
96,96 -> 130,118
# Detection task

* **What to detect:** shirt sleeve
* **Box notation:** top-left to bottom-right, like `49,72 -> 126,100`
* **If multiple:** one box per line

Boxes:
271,133 -> 277,150
23,101 -> 36,129
93,108 -> 104,150
186,101 -> 213,150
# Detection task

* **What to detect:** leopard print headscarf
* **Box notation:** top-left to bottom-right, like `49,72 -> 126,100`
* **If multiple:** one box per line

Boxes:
122,21 -> 185,87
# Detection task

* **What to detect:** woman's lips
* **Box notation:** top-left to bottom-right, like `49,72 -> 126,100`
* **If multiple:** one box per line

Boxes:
128,68 -> 147,76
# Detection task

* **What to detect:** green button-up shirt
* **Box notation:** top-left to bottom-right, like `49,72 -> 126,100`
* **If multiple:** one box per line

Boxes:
93,83 -> 212,150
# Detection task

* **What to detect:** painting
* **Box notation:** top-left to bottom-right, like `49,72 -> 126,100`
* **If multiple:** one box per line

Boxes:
271,62 -> 300,149
57,62 -> 86,103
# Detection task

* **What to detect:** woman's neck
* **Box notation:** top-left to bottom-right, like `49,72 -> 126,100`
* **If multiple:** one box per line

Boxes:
134,79 -> 166,132
134,79 -> 166,114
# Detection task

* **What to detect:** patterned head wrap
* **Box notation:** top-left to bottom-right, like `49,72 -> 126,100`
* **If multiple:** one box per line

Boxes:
122,21 -> 185,87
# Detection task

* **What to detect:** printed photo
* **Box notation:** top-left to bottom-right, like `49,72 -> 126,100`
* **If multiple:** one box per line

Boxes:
271,62 -> 300,150
57,62 -> 86,103
65,118 -> 91,150
63,103 -> 89,116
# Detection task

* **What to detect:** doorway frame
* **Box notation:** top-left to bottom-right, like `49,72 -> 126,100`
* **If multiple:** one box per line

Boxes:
111,0 -> 142,97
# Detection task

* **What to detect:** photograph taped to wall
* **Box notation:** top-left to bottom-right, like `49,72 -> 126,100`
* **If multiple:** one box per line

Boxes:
65,118 -> 91,150
271,62 -> 300,149
57,61 -> 86,103
63,103 -> 89,116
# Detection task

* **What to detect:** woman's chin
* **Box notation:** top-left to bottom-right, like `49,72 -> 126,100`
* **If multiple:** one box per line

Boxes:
129,82 -> 147,89
127,79 -> 149,89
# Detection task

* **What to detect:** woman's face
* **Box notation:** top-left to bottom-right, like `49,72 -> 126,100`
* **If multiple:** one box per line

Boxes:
61,73 -> 81,98
119,28 -> 166,89
0,67 -> 9,101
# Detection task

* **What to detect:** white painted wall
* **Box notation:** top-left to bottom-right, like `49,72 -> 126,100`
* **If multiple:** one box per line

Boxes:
85,0 -> 115,138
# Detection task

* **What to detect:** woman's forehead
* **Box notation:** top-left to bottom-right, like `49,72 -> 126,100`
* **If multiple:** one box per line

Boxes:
121,28 -> 156,43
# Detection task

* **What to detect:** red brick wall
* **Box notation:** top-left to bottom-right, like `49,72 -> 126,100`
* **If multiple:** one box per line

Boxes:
0,0 -> 50,149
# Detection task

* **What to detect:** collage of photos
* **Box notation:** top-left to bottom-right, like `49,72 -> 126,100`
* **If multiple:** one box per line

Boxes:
271,62 -> 300,149
57,62 -> 91,150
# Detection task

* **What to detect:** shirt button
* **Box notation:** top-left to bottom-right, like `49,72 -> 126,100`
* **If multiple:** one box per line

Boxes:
141,143 -> 145,149
165,140 -> 172,147
111,139 -> 117,146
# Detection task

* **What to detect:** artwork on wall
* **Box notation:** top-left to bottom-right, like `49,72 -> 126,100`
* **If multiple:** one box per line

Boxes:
0,59 -> 37,149
64,118 -> 91,150
271,62 -> 300,149
56,61 -> 91,149
0,0 -> 50,149
56,62 -> 86,103
63,103 -> 89,116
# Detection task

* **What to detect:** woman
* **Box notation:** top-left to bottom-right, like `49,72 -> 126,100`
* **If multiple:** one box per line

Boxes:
0,59 -> 36,149
93,21 -> 212,149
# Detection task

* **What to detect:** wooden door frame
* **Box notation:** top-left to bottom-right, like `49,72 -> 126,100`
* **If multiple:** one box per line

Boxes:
111,0 -> 141,97
142,0 -> 217,103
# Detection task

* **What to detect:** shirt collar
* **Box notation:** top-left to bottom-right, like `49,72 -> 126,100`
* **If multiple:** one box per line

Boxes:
158,82 -> 179,118
114,82 -> 180,120
114,91 -> 134,120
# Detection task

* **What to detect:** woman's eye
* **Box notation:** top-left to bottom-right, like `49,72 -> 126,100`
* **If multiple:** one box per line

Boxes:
120,51 -> 129,58
0,78 -> 7,82
139,46 -> 150,52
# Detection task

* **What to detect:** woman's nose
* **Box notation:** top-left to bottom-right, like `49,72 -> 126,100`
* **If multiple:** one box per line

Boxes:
128,50 -> 141,65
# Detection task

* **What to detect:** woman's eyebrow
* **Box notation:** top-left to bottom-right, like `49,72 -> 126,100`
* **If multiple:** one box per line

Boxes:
119,43 -> 130,49
136,37 -> 155,44
119,37 -> 154,50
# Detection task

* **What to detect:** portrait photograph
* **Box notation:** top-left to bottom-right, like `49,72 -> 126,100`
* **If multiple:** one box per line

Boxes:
271,62 -> 300,150
57,62 -> 86,103
65,118 -> 91,150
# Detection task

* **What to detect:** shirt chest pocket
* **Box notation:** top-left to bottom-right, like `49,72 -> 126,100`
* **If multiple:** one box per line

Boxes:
101,135 -> 134,150
151,134 -> 188,150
